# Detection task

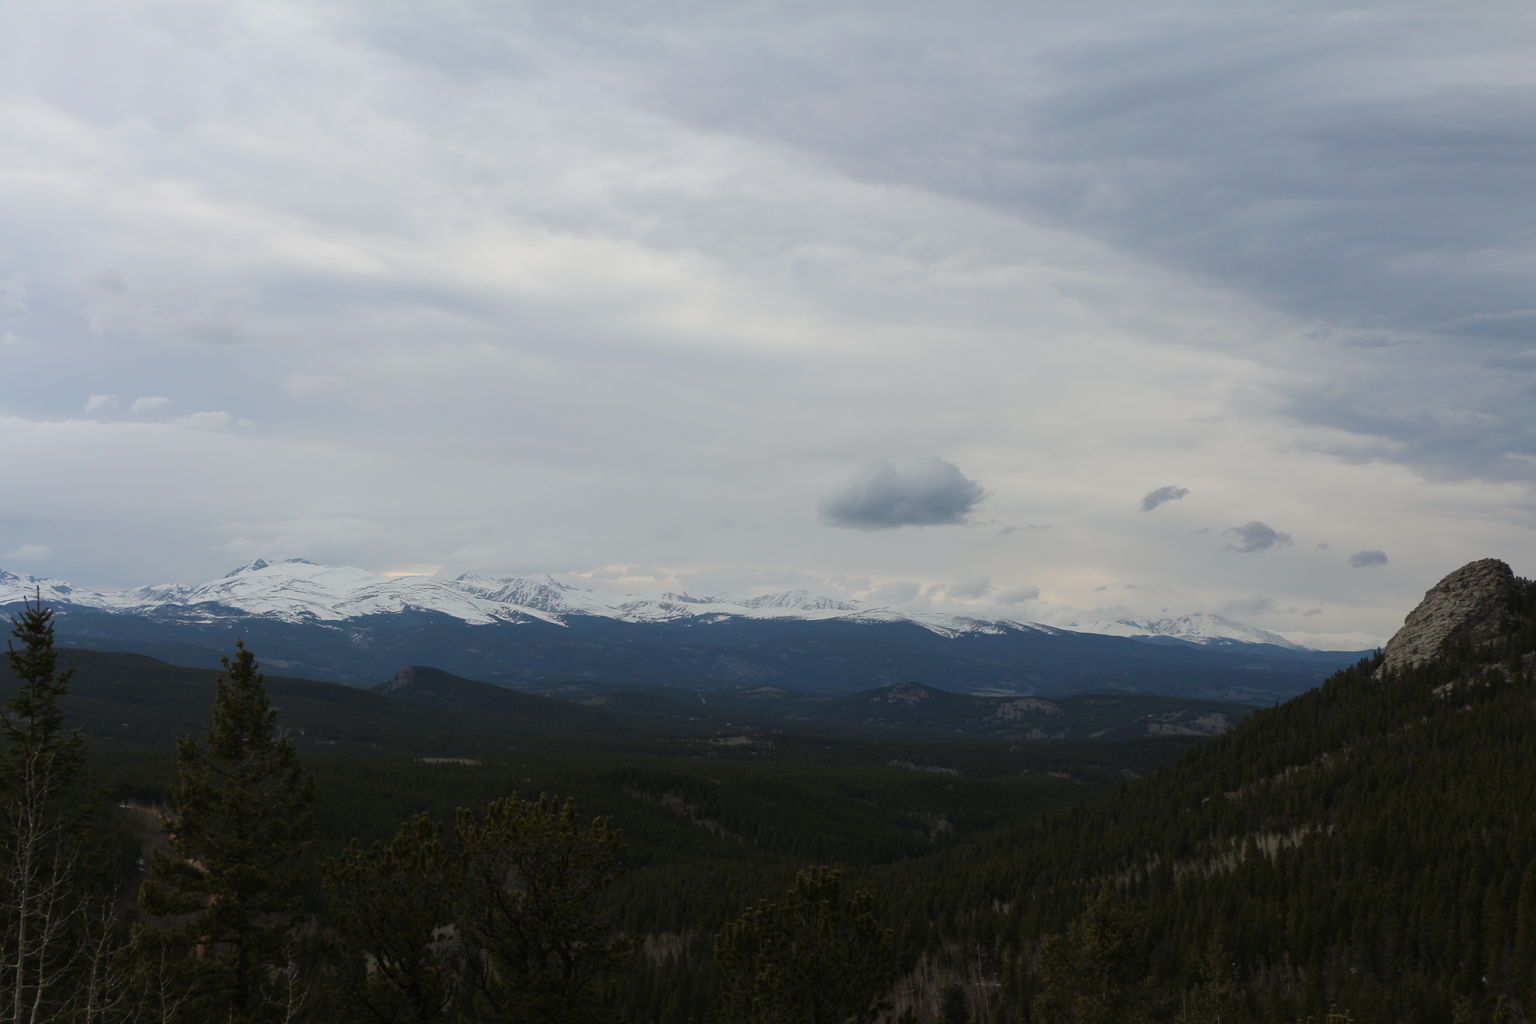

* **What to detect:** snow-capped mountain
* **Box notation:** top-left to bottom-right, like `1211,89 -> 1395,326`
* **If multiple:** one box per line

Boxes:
0,560 -> 1369,701
1068,613 -> 1307,651
0,559 -> 1309,648
0,568 -> 105,610
741,590 -> 858,612
0,559 -> 1039,636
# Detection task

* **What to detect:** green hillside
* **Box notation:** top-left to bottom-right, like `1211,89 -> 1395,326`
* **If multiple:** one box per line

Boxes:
890,565 -> 1536,1023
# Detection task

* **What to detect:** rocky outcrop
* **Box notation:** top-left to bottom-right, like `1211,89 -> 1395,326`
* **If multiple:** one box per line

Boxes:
1377,558 -> 1518,676
376,665 -> 418,695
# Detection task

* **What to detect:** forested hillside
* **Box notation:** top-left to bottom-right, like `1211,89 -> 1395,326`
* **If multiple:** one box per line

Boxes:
895,560 -> 1536,1023
1,560 -> 1531,1023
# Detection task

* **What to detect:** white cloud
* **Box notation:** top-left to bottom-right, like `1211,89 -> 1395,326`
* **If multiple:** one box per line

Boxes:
84,393 -> 119,413
130,396 -> 171,414
5,544 -> 51,563
171,410 -> 234,430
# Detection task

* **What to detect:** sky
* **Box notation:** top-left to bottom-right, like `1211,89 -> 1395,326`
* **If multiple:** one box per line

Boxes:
2,1 -> 1534,647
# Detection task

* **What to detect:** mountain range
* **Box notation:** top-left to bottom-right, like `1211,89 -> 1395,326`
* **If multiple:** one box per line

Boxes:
0,558 -> 1301,642
0,559 -> 1367,701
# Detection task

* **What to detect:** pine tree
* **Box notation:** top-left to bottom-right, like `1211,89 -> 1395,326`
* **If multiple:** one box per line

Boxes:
0,596 -> 90,1024
1183,941 -> 1246,1024
1032,885 -> 1144,1024
715,866 -> 899,1024
453,794 -> 630,1024
139,641 -> 314,1022
323,813 -> 462,1024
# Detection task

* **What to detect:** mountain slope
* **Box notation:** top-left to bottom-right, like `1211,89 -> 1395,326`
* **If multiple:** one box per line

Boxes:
947,558 -> 1536,1022
10,604 -> 1361,703
372,665 -> 608,727
744,682 -> 1249,741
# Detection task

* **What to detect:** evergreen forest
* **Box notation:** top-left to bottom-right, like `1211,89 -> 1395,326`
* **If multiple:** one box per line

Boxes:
3,573 -> 1535,1024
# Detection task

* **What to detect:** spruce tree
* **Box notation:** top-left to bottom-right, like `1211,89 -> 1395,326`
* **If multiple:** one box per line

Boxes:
0,596 -> 90,1024
139,641 -> 314,1022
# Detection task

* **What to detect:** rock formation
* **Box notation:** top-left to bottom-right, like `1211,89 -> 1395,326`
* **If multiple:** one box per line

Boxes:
1377,558 -> 1518,676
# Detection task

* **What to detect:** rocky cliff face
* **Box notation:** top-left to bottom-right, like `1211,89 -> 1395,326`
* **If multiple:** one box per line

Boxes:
1377,558 -> 1519,676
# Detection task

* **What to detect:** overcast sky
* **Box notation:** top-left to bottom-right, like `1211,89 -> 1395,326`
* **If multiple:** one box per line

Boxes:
3,1 -> 1534,646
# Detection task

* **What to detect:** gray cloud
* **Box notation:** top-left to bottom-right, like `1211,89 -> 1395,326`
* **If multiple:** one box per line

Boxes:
996,585 -> 1040,605
1140,485 -> 1190,512
1223,521 -> 1292,553
946,577 -> 990,600
1349,549 -> 1389,569
1221,595 -> 1275,617
677,566 -> 824,593
588,564 -> 669,581
602,4 -> 1536,484
0,2 -> 1528,645
867,580 -> 922,605
819,459 -> 986,530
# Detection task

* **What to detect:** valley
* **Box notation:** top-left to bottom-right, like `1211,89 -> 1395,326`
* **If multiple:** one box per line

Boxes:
0,557 -> 1527,1023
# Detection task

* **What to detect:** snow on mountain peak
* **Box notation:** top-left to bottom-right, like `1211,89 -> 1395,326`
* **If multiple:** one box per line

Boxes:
446,572 -> 568,610
138,560 -> 519,625
0,559 -> 1325,651
1067,613 -> 1305,650
0,569 -> 85,608
741,590 -> 859,612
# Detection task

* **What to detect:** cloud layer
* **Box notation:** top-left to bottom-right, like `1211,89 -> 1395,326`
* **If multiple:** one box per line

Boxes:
0,2 -> 1531,644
